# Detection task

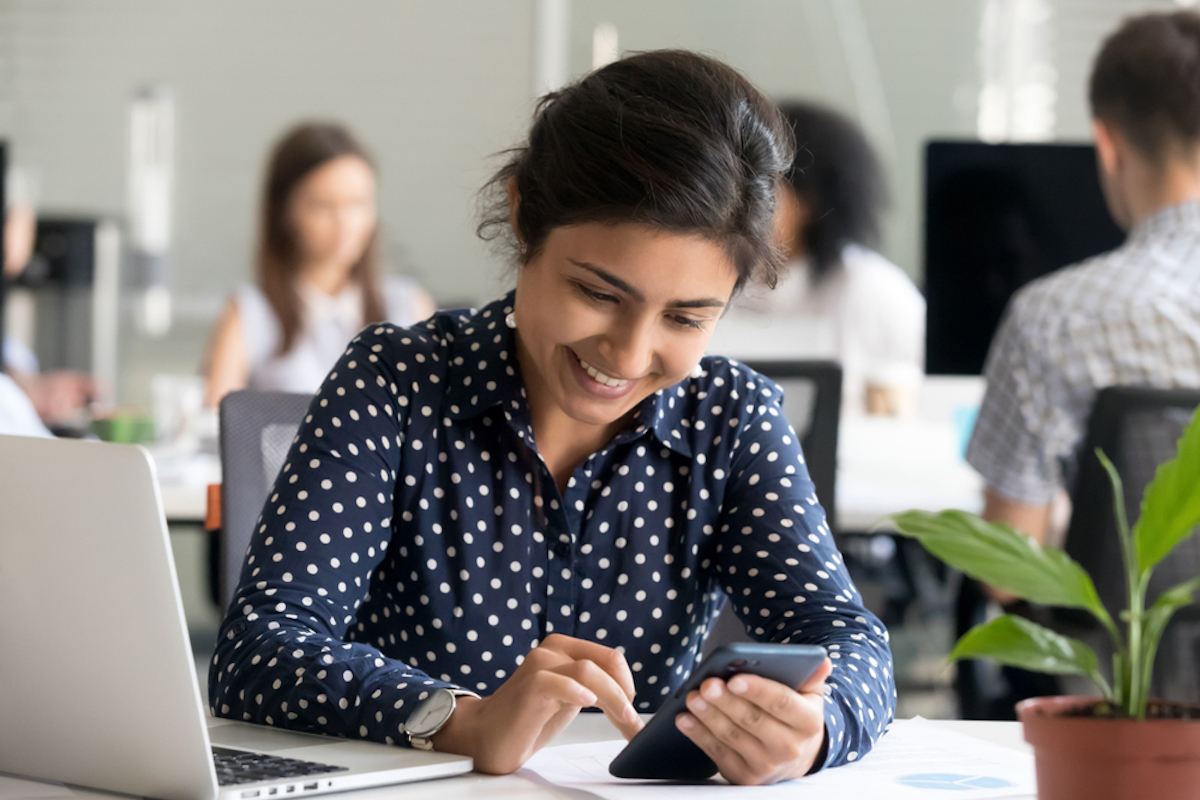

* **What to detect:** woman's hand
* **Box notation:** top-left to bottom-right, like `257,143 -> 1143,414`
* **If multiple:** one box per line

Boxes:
675,657 -> 833,785
430,633 -> 644,773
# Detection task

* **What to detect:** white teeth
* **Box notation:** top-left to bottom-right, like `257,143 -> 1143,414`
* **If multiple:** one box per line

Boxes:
578,357 -> 629,388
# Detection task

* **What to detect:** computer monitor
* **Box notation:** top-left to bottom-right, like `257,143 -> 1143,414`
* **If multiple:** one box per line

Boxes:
923,140 -> 1125,375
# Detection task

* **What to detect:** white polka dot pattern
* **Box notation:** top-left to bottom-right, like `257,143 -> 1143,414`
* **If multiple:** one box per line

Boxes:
209,292 -> 895,766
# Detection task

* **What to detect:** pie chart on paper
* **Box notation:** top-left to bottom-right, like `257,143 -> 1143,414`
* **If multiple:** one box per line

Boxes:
895,773 -> 1017,791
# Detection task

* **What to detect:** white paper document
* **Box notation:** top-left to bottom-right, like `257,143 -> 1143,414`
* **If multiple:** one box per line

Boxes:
519,717 -> 1035,799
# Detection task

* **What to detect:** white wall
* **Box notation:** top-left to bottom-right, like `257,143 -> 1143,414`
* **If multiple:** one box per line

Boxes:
0,0 -> 1184,402
0,0 -> 535,307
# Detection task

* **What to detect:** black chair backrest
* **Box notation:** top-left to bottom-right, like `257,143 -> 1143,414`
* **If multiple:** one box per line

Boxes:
703,359 -> 842,656
742,359 -> 842,534
217,390 -> 313,612
1063,385 -> 1200,622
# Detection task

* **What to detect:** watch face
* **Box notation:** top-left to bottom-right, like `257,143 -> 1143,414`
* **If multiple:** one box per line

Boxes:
407,690 -> 455,737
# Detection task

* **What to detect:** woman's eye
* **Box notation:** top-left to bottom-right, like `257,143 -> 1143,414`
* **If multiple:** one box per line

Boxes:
671,315 -> 707,330
577,283 -> 618,303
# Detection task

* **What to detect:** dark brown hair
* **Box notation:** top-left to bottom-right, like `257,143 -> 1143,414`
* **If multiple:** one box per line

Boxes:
1089,11 -> 1200,163
778,101 -> 888,281
258,122 -> 385,356
478,50 -> 795,293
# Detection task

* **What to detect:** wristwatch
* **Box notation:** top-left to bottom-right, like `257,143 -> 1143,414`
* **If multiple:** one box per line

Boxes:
404,688 -> 479,750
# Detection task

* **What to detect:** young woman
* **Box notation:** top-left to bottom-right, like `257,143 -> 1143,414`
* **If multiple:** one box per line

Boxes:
210,52 -> 894,785
202,122 -> 435,407
707,101 -> 926,416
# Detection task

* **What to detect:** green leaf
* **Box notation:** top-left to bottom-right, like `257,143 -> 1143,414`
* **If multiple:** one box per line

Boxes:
1141,575 -> 1200,675
890,509 -> 1105,616
1134,406 -> 1200,574
1132,575 -> 1200,719
950,616 -> 1106,694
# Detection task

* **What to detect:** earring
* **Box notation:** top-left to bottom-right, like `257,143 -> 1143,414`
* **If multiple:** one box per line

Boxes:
689,362 -> 704,379
505,312 -> 517,330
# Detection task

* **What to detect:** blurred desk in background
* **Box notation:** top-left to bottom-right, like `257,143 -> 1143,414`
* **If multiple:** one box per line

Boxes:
837,415 -> 983,532
836,375 -> 986,532
154,377 -> 989,530
152,447 -> 219,525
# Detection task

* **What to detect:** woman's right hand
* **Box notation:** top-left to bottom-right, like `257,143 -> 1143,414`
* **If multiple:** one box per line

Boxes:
430,633 -> 644,773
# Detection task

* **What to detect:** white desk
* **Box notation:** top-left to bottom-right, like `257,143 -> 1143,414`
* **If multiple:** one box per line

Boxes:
1,716 -> 1030,800
151,447 -> 220,524
836,416 -> 983,531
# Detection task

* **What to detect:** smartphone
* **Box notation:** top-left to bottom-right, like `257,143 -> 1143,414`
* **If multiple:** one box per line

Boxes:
608,642 -> 827,780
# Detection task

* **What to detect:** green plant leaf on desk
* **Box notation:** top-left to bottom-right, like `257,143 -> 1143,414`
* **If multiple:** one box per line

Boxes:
950,615 -> 1105,689
889,510 -> 1105,616
1141,575 -> 1200,679
1134,406 -> 1200,575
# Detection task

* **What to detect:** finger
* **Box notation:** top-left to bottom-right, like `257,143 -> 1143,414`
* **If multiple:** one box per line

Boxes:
675,710 -> 756,784
527,668 -> 599,710
538,634 -> 636,701
549,660 -> 642,740
721,666 -> 829,717
798,658 -> 834,693
685,683 -> 772,765
705,675 -> 826,765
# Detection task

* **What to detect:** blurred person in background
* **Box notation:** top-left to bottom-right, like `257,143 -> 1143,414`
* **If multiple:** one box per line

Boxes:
707,101 -> 925,416
202,122 -> 435,407
969,10 -> 1200,584
2,172 -> 97,429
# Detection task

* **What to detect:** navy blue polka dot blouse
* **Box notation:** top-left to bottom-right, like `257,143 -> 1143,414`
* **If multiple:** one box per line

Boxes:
210,293 -> 895,768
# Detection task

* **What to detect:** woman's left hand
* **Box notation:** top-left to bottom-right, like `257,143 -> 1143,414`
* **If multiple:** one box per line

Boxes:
675,656 -> 833,785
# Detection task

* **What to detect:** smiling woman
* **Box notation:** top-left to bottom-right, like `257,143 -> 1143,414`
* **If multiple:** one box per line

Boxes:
210,50 -> 896,786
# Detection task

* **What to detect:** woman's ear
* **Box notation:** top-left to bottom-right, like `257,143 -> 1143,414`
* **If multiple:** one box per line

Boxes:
506,177 -> 522,245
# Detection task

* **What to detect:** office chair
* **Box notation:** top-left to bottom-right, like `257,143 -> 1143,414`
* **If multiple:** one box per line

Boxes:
702,360 -> 842,656
212,390 -> 312,612
956,385 -> 1200,717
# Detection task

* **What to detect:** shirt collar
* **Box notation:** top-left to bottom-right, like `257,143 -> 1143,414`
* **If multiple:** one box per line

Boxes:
1127,199 -> 1200,248
439,292 -> 694,458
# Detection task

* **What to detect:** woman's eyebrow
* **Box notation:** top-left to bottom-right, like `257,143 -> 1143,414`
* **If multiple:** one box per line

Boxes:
568,259 -> 727,309
570,260 -> 645,301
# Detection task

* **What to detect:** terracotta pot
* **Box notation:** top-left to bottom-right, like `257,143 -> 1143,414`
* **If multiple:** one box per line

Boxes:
1018,696 -> 1200,800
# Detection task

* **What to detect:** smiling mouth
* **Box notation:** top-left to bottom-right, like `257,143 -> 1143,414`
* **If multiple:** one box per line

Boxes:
577,356 -> 631,389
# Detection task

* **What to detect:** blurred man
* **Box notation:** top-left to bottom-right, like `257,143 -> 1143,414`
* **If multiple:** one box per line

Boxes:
968,11 -> 1200,552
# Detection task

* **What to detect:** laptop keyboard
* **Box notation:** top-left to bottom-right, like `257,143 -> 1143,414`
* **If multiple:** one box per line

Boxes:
212,746 -> 349,786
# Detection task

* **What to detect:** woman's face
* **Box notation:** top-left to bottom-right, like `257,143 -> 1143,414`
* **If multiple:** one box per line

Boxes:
287,155 -> 377,271
512,222 -> 738,433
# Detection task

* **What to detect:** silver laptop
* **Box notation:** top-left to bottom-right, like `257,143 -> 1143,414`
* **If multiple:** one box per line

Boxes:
0,434 -> 472,800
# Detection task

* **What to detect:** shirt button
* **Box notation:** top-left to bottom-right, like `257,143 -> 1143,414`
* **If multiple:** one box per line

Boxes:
554,542 -> 570,559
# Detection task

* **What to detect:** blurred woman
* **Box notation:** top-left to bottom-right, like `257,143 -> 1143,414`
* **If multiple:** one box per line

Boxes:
708,101 -> 925,415
202,122 -> 434,407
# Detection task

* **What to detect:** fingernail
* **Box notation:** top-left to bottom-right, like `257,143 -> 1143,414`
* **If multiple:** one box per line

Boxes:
689,696 -> 708,712
702,681 -> 722,701
677,714 -> 695,730
728,677 -> 748,694
624,704 -> 637,723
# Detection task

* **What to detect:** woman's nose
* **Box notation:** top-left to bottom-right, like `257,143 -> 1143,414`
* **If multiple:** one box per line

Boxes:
599,318 -> 655,378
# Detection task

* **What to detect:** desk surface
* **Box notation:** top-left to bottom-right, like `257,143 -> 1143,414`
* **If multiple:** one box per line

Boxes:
3,716 -> 1029,800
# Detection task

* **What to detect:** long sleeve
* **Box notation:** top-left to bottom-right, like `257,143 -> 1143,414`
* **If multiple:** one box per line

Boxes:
210,324 -> 464,745
712,369 -> 895,767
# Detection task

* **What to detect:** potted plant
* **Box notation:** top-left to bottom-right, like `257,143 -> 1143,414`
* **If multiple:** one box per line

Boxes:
889,406 -> 1200,800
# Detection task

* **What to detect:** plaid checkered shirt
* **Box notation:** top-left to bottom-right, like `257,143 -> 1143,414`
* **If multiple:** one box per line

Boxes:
966,200 -> 1200,504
